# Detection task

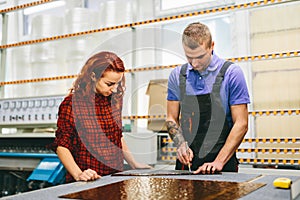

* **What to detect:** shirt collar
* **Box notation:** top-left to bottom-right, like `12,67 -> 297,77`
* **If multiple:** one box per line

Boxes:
187,51 -> 218,76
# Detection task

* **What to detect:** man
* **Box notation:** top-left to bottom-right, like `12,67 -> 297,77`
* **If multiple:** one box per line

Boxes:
166,22 -> 250,174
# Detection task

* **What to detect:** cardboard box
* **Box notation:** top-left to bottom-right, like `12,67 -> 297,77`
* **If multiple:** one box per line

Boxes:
123,132 -> 157,165
145,79 -> 168,132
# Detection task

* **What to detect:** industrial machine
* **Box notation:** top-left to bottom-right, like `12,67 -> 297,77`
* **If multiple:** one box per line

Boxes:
0,95 -> 66,197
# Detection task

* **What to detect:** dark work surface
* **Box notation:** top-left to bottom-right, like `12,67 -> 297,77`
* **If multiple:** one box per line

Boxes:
111,169 -> 197,176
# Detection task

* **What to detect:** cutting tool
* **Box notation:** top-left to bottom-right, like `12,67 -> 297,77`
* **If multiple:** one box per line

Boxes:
185,141 -> 192,173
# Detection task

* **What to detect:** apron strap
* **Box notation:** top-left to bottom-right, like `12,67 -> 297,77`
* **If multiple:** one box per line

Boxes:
179,63 -> 188,101
212,61 -> 233,93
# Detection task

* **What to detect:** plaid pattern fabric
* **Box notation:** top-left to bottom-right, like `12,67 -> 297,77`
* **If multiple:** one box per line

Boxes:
49,93 -> 124,183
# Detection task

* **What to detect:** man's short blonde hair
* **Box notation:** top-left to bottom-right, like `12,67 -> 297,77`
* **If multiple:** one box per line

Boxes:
182,22 -> 212,50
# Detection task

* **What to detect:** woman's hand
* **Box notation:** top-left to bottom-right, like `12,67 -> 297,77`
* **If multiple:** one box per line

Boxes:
75,169 -> 101,181
133,162 -> 153,169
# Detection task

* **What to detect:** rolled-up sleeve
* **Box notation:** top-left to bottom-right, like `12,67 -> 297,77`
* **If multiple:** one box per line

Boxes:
48,96 -> 76,153
167,67 -> 181,101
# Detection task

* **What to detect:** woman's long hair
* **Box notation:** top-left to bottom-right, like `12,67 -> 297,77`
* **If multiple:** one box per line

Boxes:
70,51 -> 126,100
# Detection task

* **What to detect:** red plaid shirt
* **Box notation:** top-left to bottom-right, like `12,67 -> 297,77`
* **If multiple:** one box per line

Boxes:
49,93 -> 124,183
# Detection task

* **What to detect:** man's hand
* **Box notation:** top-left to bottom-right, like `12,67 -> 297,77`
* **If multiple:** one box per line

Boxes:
177,142 -> 193,166
75,169 -> 101,181
193,161 -> 223,174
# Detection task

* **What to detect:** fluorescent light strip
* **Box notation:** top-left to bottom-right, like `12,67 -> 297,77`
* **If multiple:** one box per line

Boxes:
23,0 -> 65,15
161,0 -> 216,10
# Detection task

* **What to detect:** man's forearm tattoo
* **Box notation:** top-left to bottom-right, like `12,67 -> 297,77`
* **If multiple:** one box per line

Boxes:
166,121 -> 185,147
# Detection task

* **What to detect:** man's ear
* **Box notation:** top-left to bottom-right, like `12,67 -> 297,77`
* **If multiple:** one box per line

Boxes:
91,72 -> 96,82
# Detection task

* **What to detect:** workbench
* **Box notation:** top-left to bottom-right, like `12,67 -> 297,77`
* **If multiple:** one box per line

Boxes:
2,170 -> 299,200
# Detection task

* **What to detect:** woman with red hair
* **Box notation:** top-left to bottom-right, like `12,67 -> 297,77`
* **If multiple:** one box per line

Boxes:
49,51 -> 150,182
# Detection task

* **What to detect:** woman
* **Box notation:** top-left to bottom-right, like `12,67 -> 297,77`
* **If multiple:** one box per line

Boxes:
49,51 -> 150,183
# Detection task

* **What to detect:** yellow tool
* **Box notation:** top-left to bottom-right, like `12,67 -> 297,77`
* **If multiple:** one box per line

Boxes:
273,177 -> 292,189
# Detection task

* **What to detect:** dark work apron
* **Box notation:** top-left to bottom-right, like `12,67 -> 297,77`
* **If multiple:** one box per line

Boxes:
175,61 -> 238,172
